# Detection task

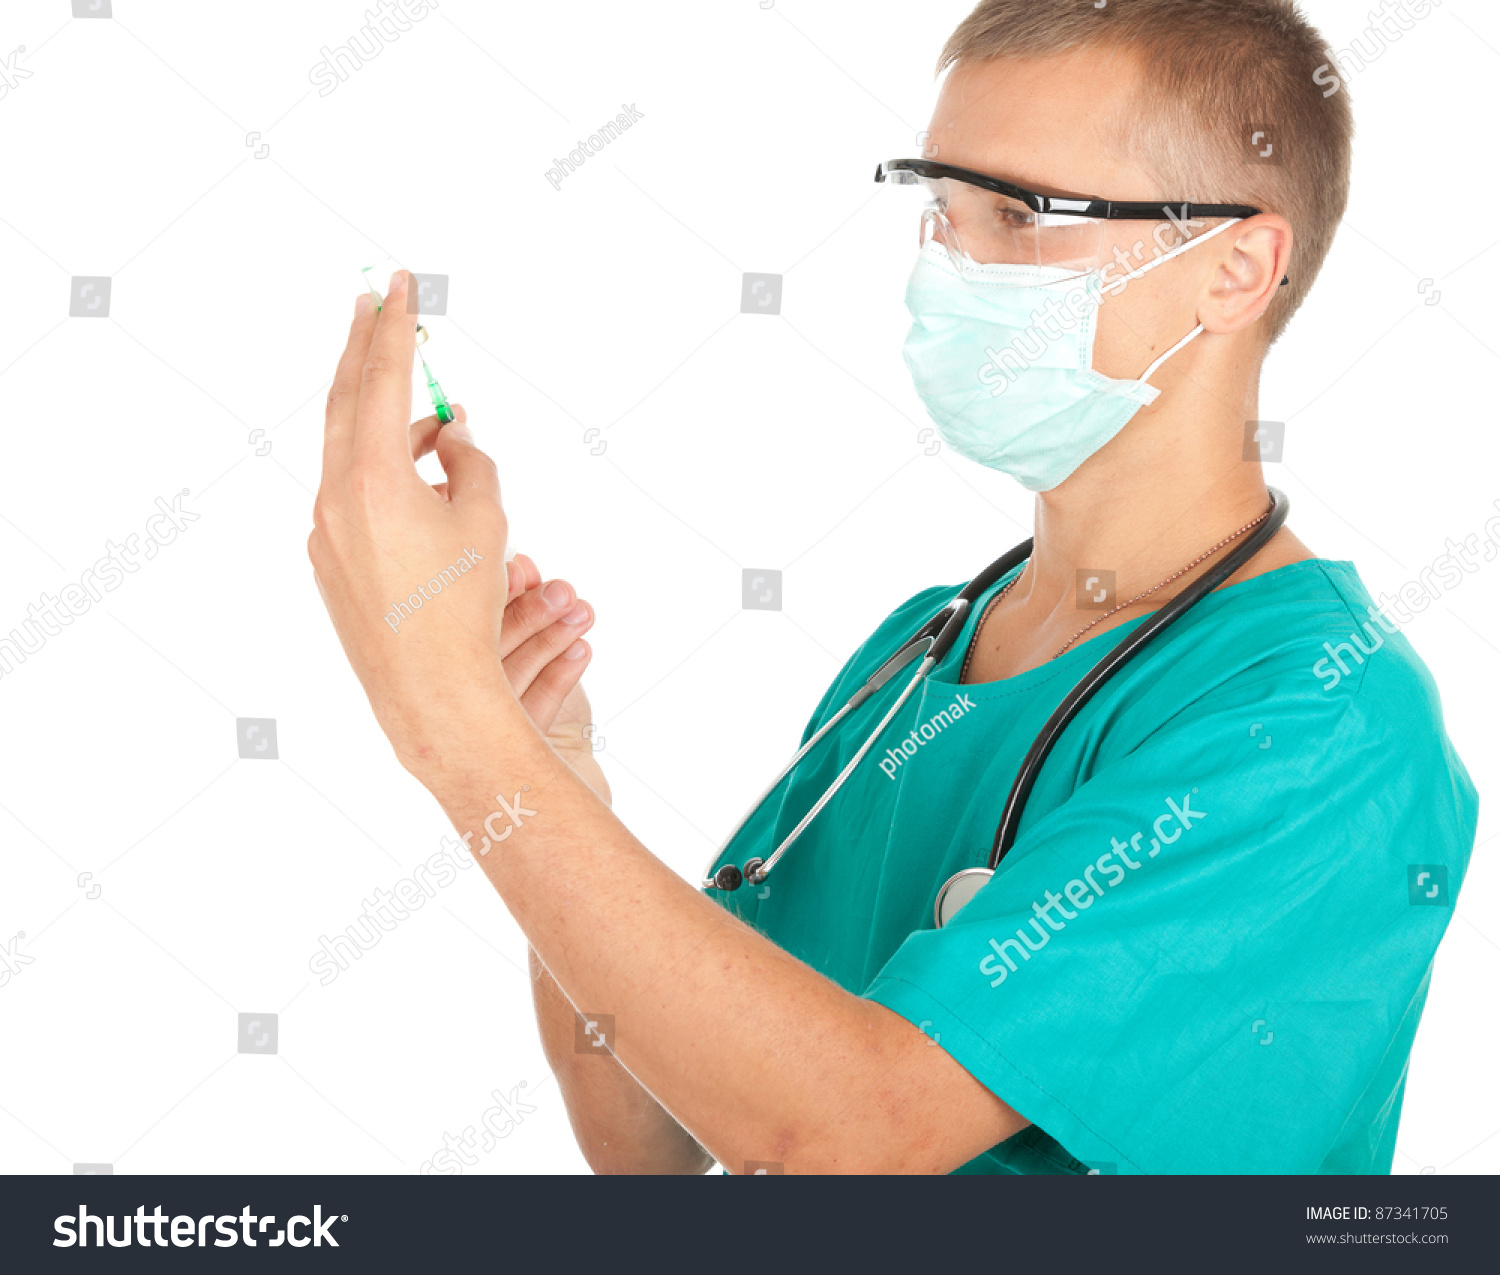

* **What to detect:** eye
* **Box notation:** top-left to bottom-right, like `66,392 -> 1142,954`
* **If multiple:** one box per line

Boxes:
997,205 -> 1036,230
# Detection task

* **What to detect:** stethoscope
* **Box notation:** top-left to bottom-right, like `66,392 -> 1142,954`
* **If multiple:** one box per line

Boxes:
703,489 -> 1289,929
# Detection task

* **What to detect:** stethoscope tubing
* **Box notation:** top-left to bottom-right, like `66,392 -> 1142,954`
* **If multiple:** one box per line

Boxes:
703,489 -> 1288,905
987,487 -> 1290,869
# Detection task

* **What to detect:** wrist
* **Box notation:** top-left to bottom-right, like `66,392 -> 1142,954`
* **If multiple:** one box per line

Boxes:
392,672 -> 533,792
554,746 -> 613,806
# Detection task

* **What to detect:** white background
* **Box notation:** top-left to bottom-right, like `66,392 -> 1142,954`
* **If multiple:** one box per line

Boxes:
0,0 -> 1494,1175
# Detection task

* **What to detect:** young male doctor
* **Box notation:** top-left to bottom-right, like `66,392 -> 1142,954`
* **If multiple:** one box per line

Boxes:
309,0 -> 1475,1173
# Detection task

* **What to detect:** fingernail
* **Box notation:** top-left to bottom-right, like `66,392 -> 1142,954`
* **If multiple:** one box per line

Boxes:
355,293 -> 373,316
445,420 -> 473,444
543,581 -> 571,609
564,640 -> 588,660
562,603 -> 590,625
388,269 -> 406,291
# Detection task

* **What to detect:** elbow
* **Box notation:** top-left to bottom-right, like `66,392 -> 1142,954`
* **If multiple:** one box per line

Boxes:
580,1133 -> 715,1177
585,1147 -> 715,1176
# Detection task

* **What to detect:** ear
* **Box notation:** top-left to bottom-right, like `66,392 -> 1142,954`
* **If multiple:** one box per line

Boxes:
1198,214 -> 1293,336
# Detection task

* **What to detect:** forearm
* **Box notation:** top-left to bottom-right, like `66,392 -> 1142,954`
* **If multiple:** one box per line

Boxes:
486,729 -> 728,1171
530,946 -> 712,1174
418,686 -> 1024,1173
524,746 -> 710,1174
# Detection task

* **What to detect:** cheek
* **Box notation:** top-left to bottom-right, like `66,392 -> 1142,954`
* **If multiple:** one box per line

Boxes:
1090,296 -> 1156,380
1090,282 -> 1195,381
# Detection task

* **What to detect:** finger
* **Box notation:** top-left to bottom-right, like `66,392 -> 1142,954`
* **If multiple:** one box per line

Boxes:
511,553 -> 542,592
409,402 -> 467,461
500,578 -> 580,660
434,416 -> 500,506
353,269 -> 418,470
504,601 -> 594,691
322,293 -> 380,479
501,559 -> 536,644
519,639 -> 591,733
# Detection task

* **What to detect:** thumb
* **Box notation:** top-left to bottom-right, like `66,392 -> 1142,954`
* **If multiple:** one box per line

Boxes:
433,412 -> 500,505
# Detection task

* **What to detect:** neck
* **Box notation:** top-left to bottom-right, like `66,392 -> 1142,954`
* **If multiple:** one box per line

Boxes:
1018,332 -> 1274,617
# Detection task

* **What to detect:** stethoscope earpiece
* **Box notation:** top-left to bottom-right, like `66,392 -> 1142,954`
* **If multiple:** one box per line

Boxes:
711,858 -> 765,893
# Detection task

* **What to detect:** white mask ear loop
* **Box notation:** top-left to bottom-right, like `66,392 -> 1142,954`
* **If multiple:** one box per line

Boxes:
1101,216 -> 1243,295
1139,322 -> 1205,383
1100,216 -> 1244,385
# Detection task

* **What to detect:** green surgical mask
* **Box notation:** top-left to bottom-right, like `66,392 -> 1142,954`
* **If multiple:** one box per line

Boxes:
902,219 -> 1239,491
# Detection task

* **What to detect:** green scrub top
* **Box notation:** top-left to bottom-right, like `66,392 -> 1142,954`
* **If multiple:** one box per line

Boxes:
704,559 -> 1477,1174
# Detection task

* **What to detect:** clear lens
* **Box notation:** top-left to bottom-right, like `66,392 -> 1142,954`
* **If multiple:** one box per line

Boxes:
894,169 -> 1106,279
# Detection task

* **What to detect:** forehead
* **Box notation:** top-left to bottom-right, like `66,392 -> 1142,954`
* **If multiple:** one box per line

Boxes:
927,50 -> 1157,200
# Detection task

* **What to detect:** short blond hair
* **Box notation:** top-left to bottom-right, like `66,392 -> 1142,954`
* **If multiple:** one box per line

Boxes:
939,0 -> 1353,343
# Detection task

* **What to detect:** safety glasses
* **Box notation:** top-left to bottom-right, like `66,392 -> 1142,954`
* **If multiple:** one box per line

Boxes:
875,158 -> 1285,285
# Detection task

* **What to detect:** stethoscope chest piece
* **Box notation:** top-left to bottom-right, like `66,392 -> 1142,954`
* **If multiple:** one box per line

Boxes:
934,867 -> 993,928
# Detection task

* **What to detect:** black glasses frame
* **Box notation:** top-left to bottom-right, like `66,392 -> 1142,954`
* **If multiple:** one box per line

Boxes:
876,158 -> 1289,284
876,157 -> 1264,221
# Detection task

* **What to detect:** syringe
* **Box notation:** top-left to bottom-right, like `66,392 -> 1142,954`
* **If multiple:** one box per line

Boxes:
416,343 -> 454,424
361,264 -> 454,424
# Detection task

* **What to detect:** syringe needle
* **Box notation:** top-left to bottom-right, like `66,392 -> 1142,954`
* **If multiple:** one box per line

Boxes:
420,351 -> 454,424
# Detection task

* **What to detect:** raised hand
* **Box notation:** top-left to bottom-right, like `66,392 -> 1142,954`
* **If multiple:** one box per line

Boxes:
499,552 -> 607,803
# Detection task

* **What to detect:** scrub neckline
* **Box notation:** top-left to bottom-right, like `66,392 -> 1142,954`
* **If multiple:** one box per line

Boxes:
930,556 -> 1354,697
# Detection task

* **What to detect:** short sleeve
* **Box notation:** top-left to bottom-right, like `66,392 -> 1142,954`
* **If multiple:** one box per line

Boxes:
862,662 -> 1477,1174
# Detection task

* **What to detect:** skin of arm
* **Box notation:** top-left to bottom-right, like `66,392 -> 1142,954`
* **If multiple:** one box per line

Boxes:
309,273 -> 1027,1174
526,737 -> 711,1174
530,944 -> 713,1175
500,555 -> 712,1174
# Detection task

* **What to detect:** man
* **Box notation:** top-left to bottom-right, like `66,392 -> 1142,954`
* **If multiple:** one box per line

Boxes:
310,0 -> 1475,1173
